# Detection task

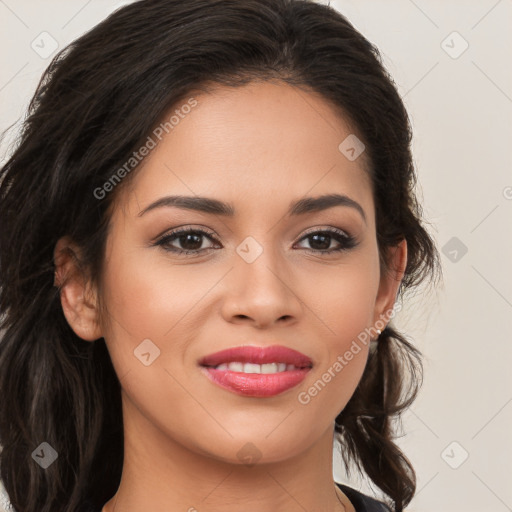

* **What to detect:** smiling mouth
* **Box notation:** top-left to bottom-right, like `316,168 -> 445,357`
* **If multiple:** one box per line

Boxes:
198,345 -> 313,397
201,362 -> 312,373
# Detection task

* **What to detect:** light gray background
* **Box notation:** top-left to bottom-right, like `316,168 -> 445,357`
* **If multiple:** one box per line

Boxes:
1,1 -> 511,511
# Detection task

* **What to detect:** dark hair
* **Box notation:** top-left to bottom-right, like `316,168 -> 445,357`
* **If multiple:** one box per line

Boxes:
0,0 -> 442,511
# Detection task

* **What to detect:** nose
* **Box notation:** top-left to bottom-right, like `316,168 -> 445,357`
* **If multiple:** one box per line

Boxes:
220,248 -> 303,329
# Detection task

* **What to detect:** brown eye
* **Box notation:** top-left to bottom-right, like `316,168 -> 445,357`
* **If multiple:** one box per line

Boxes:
155,228 -> 219,255
295,229 -> 357,254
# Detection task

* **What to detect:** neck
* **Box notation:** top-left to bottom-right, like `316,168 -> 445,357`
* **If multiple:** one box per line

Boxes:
101,393 -> 352,512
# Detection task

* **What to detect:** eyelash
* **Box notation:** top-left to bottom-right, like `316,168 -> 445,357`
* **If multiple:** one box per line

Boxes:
153,226 -> 358,256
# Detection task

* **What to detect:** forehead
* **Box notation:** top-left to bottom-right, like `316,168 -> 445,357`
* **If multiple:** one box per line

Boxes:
117,81 -> 374,224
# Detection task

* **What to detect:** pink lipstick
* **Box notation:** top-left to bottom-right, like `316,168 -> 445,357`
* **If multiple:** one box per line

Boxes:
198,345 -> 313,397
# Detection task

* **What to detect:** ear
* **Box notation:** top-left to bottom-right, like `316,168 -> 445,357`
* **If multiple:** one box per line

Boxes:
373,239 -> 407,328
54,236 -> 102,342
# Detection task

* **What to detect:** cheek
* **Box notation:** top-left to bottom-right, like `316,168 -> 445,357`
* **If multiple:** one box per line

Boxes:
99,240 -> 225,396
98,249 -> 212,443
101,243 -> 201,342
302,256 -> 378,341
99,245 -> 176,377
295,262 -> 376,412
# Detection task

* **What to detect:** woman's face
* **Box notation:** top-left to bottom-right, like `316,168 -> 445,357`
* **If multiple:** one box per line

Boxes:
86,81 -> 403,464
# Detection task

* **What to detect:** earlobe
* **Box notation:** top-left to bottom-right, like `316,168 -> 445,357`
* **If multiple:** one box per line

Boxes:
373,239 -> 408,326
54,236 -> 102,342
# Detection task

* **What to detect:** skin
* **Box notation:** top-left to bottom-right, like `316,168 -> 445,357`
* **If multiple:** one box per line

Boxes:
55,80 -> 407,512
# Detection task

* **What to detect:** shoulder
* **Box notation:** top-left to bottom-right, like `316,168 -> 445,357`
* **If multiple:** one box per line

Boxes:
335,481 -> 392,512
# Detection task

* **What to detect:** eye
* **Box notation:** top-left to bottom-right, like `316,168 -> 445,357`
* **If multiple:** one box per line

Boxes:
154,227 -> 219,255
294,228 -> 358,254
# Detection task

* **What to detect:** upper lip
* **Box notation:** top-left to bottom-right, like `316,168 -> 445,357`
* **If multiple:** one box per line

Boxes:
199,345 -> 313,368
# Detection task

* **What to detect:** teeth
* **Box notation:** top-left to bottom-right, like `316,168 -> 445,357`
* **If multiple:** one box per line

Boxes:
260,363 -> 277,374
243,363 -> 261,373
212,362 -> 302,373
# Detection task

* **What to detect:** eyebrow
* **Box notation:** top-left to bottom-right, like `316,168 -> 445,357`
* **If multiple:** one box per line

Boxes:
138,193 -> 367,224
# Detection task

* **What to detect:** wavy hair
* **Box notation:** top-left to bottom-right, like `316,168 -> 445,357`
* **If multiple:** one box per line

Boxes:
0,0 -> 442,511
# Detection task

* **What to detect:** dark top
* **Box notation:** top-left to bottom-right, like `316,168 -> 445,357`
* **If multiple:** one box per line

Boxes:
336,482 -> 392,511
82,482 -> 391,512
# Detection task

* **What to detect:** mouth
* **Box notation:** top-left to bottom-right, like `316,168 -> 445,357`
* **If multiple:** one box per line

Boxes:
202,361 -> 311,373
198,345 -> 313,397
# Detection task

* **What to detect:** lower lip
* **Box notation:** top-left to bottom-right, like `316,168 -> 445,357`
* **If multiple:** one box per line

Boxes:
200,366 -> 311,397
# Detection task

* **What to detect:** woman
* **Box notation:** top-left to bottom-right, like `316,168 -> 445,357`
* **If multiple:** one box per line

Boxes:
0,1 -> 442,511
